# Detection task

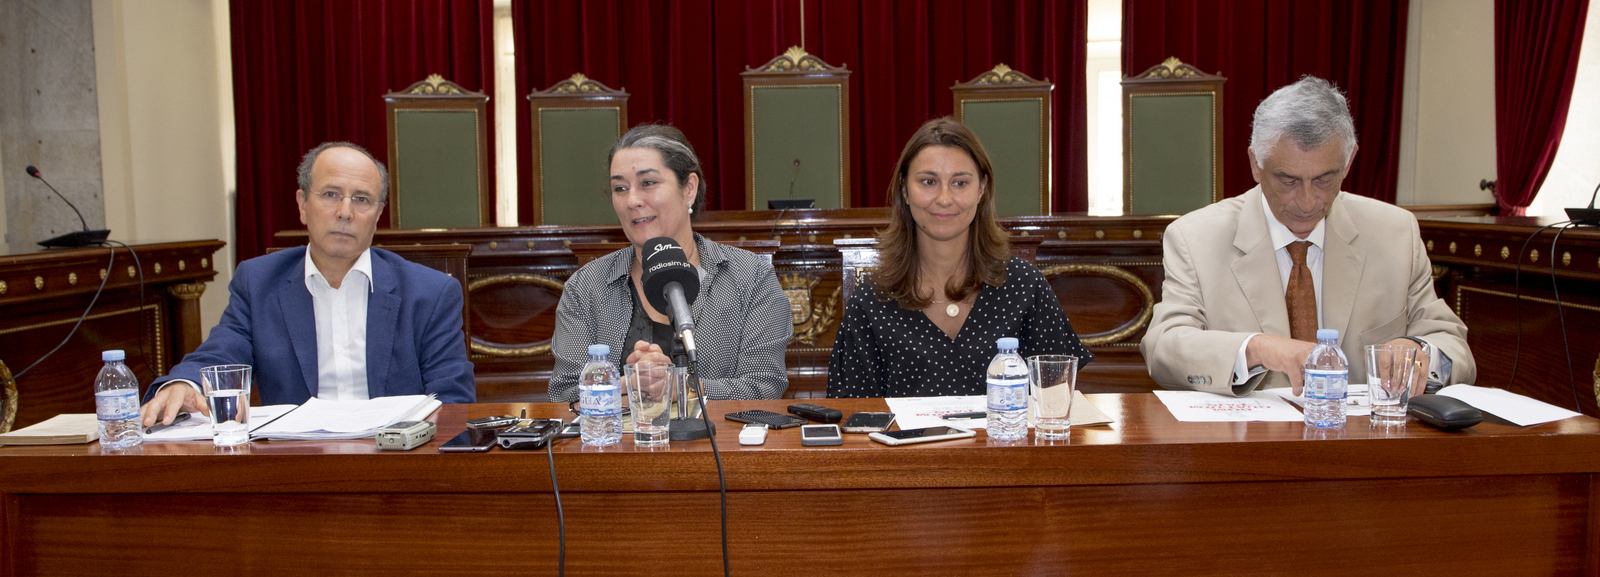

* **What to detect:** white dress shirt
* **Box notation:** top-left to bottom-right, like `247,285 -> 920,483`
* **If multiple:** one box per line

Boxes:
304,248 -> 373,400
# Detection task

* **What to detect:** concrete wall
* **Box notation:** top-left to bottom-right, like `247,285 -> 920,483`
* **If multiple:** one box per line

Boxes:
1397,0 -> 1498,206
0,0 -> 106,255
92,0 -> 234,333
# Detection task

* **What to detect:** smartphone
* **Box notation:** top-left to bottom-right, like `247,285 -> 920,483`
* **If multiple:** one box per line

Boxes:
497,419 -> 562,450
841,412 -> 896,433
553,422 -> 581,440
800,424 -> 843,446
868,426 -> 976,446
438,429 -> 496,452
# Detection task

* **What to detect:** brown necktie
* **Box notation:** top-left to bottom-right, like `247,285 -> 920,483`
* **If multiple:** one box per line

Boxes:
1285,240 -> 1317,342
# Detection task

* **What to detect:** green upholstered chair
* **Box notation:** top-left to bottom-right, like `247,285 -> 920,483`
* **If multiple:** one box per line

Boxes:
527,74 -> 629,225
952,64 -> 1054,217
741,47 -> 852,210
383,74 -> 493,228
1121,58 -> 1226,216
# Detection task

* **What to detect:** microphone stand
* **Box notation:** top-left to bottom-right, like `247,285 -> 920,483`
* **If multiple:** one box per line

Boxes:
667,337 -> 712,440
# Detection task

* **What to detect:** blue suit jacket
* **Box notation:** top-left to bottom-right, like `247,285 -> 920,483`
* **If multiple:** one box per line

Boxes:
147,247 -> 475,404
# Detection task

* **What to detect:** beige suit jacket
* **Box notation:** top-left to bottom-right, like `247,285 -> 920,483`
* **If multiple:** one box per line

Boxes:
1140,186 -> 1475,396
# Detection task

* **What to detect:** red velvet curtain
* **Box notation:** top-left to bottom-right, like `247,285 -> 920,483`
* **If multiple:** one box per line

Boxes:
231,0 -> 495,262
1493,0 -> 1590,216
1122,0 -> 1409,203
512,0 -> 1088,219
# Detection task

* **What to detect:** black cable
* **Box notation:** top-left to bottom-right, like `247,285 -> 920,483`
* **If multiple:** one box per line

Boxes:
1505,222 -> 1568,393
1546,225 -> 1582,411
688,361 -> 731,577
0,246 -> 116,388
546,435 -> 565,577
100,240 -> 152,382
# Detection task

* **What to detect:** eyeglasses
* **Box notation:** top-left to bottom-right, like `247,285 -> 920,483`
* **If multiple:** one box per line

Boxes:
310,190 -> 384,213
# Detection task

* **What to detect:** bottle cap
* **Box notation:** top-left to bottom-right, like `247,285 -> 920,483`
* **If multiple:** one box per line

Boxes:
102,350 -> 125,362
588,344 -> 610,356
1316,329 -> 1339,341
996,337 -> 1019,350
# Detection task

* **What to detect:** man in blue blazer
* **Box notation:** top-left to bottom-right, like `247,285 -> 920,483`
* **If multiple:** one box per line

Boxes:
140,142 -> 474,426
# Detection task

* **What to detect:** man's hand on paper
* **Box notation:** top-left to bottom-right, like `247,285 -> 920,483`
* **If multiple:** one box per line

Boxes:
141,383 -> 210,427
1246,334 -> 1318,395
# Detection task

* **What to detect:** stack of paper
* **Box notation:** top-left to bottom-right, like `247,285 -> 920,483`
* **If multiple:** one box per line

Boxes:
251,395 -> 441,440
0,414 -> 99,445
1439,385 -> 1582,426
142,405 -> 299,442
1153,390 -> 1306,422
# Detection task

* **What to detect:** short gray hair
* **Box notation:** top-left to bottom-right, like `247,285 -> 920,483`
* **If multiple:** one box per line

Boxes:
296,141 -> 390,203
605,124 -> 707,217
1250,76 -> 1356,167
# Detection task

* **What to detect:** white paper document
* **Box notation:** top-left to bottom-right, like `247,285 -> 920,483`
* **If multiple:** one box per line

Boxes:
251,395 -> 440,440
884,392 -> 1115,430
1267,384 -> 1371,417
142,405 -> 298,442
1438,384 -> 1582,426
1153,390 -> 1306,422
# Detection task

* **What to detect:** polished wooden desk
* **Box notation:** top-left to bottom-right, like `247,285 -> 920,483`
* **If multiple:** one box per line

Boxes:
3,395 -> 1597,576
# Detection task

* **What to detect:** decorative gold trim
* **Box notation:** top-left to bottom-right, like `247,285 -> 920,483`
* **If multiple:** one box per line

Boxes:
99,268 -> 107,281
167,282 -> 206,301
1474,244 -> 1482,257
1563,252 -> 1571,266
34,276 -> 43,290
0,280 -> 6,294
1458,286 -> 1600,314
1133,230 -> 1144,239
126,265 -> 136,278
1431,265 -> 1448,281
1039,264 -> 1154,346
1592,354 -> 1599,410
1138,57 -> 1206,79
179,260 -> 187,271
962,63 -> 1048,86
0,304 -> 160,336
489,241 -> 498,250
201,258 -> 209,269
1499,246 -> 1509,260
1449,241 -> 1457,254
154,262 -> 162,274
1057,231 -> 1067,239
755,46 -> 838,72
1529,249 -> 1539,263
1094,230 -> 1106,239
406,73 -> 466,95
1,358 -> 15,433
67,272 -> 78,286
540,73 -> 625,95
1426,240 -> 1434,251
466,274 -> 566,357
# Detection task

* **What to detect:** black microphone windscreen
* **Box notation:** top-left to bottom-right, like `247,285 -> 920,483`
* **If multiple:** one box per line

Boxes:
26,166 -> 40,177
640,237 -> 699,313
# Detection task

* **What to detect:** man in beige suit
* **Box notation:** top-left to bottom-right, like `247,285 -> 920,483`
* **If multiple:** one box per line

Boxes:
1141,76 -> 1474,397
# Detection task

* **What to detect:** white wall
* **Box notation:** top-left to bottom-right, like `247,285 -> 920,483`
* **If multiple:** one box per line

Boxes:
93,0 -> 234,333
1397,0 -> 1498,206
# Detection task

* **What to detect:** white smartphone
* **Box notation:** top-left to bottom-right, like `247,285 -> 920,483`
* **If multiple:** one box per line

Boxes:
868,425 -> 976,446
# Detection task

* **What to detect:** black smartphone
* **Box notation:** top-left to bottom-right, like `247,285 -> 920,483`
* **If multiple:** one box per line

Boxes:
497,419 -> 562,450
438,429 -> 495,452
841,412 -> 896,433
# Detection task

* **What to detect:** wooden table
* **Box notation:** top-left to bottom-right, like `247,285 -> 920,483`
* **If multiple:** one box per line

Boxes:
3,396 -> 1598,576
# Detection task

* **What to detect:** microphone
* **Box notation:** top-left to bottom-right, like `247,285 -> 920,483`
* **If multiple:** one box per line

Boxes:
640,236 -> 701,361
766,158 -> 814,210
788,158 -> 801,199
26,165 -> 111,248
1567,182 -> 1600,226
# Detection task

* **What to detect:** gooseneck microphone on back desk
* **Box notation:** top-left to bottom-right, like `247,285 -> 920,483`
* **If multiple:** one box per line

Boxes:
26,165 -> 112,248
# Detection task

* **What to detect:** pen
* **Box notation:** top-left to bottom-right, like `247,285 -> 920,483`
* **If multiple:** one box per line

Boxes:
943,411 -> 987,420
145,412 -> 191,434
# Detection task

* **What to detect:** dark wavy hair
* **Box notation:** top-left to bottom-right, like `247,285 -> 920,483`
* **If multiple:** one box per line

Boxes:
873,117 -> 1009,310
604,123 -> 708,219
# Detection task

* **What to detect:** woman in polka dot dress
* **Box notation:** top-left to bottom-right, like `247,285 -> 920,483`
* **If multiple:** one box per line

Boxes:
826,117 -> 1091,398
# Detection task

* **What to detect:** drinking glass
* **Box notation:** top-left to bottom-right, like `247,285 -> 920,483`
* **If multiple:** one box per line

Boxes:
1027,355 -> 1079,440
1365,344 -> 1419,426
199,364 -> 252,447
623,362 -> 677,448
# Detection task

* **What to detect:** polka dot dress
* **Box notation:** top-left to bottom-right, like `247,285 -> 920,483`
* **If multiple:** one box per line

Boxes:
826,257 -> 1093,398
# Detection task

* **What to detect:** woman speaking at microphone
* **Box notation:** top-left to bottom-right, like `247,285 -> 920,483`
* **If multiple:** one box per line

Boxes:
826,117 -> 1091,398
548,124 -> 793,402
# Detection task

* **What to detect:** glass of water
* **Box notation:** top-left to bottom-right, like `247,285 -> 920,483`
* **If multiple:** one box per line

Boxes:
1365,344 -> 1419,426
623,362 -> 676,448
199,364 -> 252,446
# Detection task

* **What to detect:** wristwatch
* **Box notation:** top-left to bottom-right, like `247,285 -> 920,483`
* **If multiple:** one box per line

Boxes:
1398,336 -> 1445,394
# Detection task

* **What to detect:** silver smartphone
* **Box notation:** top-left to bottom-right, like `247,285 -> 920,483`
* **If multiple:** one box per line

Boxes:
867,425 -> 976,446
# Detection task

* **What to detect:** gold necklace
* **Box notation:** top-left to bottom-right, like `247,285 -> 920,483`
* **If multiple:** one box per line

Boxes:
929,298 -> 961,318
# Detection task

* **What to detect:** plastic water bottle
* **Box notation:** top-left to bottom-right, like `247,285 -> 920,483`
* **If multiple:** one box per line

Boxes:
94,350 -> 143,449
1303,329 -> 1349,429
578,344 -> 622,446
986,337 -> 1029,441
